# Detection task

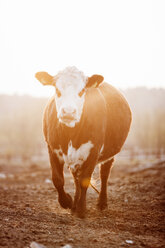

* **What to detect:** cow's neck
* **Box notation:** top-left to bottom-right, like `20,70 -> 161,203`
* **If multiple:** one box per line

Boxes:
56,117 -> 85,153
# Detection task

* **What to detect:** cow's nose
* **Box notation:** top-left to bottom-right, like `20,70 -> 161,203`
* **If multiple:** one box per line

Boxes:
61,107 -> 76,115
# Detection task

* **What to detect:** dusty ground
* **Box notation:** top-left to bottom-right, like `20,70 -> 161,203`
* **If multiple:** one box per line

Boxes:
0,157 -> 165,248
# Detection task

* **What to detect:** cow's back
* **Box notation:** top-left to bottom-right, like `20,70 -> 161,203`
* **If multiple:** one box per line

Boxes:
98,83 -> 132,160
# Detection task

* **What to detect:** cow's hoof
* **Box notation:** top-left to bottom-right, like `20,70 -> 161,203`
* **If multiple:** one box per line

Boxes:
76,210 -> 86,219
74,205 -> 86,218
71,205 -> 76,214
71,206 -> 85,218
59,193 -> 73,209
97,201 -> 108,211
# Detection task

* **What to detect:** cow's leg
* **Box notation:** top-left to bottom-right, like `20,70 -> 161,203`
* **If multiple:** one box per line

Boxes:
48,146 -> 73,209
97,158 -> 114,210
75,181 -> 88,218
75,167 -> 95,218
72,152 -> 98,218
71,172 -> 80,213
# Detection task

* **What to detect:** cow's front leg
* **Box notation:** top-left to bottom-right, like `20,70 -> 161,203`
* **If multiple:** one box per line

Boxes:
97,158 -> 114,210
76,180 -> 88,218
71,168 -> 91,218
71,172 -> 80,213
72,151 -> 98,218
48,146 -> 73,209
75,166 -> 95,218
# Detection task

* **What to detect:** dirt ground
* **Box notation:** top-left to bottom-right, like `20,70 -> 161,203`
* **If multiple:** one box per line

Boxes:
0,157 -> 165,248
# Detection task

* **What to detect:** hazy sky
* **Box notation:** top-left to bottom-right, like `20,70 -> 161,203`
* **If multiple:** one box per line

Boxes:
0,0 -> 165,96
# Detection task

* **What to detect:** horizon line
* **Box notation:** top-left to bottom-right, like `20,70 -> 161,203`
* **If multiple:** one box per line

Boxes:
0,85 -> 165,98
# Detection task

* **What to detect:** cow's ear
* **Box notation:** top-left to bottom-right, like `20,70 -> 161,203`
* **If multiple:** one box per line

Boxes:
86,74 -> 104,88
35,72 -> 55,86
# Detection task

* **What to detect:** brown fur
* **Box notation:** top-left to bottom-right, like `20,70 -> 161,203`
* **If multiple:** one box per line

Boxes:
42,82 -> 132,218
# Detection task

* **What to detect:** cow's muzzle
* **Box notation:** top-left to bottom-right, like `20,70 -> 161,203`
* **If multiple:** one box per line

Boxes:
59,107 -> 77,123
60,114 -> 75,122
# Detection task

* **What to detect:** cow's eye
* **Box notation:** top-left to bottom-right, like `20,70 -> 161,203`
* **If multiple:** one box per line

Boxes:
79,88 -> 85,97
55,87 -> 61,97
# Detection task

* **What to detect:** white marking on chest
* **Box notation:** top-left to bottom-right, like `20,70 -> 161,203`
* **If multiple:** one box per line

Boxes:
63,140 -> 94,172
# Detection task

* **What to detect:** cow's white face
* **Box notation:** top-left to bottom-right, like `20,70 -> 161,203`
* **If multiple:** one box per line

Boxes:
54,67 -> 87,127
35,67 -> 104,128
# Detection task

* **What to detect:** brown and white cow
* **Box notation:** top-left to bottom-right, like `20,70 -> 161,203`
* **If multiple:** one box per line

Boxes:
35,66 -> 132,218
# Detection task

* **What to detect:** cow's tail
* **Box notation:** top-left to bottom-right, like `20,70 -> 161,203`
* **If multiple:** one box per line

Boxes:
90,182 -> 99,194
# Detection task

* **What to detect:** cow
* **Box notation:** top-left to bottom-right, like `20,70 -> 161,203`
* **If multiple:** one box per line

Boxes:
35,66 -> 132,218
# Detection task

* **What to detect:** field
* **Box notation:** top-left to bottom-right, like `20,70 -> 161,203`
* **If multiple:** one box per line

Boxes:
0,155 -> 165,248
0,89 -> 165,247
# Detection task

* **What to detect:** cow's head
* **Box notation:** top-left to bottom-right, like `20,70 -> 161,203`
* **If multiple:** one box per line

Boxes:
35,67 -> 104,127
